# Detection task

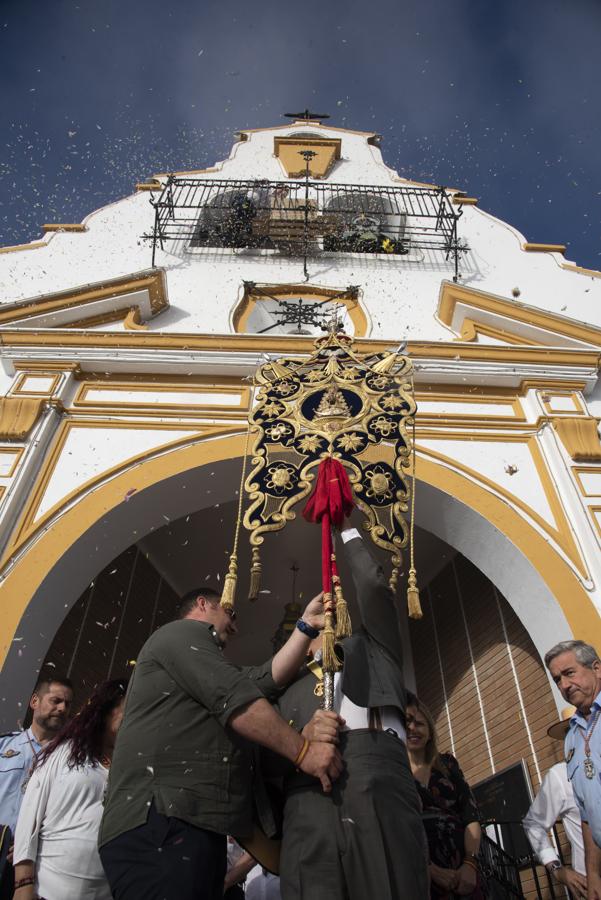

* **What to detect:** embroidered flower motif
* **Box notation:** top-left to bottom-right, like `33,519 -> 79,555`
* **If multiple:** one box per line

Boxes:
265,422 -> 293,442
337,433 -> 365,453
265,463 -> 297,494
370,415 -> 397,438
297,434 -> 322,454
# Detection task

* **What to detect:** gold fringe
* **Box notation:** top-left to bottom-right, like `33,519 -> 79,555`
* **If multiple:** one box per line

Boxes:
248,547 -> 262,601
267,360 -> 291,380
333,577 -> 352,639
370,351 -> 398,374
321,604 -> 342,672
220,554 -> 238,609
407,567 -> 422,619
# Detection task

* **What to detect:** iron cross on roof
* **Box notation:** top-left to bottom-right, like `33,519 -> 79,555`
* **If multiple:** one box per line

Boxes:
284,109 -> 330,121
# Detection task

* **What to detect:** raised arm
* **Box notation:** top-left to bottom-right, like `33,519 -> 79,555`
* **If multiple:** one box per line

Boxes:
340,528 -> 403,664
270,592 -> 323,687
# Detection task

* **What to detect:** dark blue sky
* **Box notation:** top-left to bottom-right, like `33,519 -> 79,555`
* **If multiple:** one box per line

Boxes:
1,0 -> 600,267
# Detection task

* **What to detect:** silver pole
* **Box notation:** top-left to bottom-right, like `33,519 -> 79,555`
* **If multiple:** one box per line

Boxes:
322,671 -> 335,711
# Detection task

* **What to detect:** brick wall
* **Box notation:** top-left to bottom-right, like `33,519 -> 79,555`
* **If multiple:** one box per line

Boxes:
410,553 -> 567,897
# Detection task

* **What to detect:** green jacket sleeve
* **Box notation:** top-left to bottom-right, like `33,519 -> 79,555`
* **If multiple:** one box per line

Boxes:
241,660 -> 280,703
150,620 -> 265,727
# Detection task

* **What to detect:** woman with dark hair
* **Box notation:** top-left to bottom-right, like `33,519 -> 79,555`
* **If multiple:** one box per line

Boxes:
12,679 -> 127,900
406,696 -> 486,899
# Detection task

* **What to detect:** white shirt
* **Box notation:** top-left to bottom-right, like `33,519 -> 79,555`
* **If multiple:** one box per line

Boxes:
522,762 -> 584,875
13,741 -> 111,900
245,865 -> 282,900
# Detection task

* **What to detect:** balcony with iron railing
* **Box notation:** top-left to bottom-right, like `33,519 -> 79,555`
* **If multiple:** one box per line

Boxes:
143,176 -> 468,280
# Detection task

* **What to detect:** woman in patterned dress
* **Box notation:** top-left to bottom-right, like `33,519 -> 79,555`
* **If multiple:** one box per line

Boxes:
406,696 -> 487,899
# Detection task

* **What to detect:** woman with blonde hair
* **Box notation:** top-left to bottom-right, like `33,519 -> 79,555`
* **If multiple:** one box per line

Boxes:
406,694 -> 486,899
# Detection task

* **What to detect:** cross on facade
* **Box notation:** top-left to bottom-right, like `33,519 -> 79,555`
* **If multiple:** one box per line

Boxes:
284,109 -> 330,121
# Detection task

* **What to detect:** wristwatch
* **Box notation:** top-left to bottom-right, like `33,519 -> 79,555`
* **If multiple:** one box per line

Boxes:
296,618 -> 320,639
546,860 -> 562,876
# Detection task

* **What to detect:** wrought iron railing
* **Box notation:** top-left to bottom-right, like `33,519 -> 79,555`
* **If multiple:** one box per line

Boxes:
143,176 -> 467,279
481,820 -> 569,899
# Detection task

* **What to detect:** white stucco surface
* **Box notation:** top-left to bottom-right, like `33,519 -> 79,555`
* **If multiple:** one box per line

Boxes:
0,122 -> 599,341
0,121 -> 599,720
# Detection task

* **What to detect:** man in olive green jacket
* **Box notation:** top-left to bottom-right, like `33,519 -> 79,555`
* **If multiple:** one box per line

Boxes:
99,587 -> 341,900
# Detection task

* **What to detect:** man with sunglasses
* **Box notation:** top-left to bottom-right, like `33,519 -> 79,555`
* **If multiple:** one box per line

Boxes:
99,587 -> 341,900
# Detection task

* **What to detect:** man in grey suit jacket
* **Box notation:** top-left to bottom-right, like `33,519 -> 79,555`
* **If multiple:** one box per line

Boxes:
275,526 -> 428,900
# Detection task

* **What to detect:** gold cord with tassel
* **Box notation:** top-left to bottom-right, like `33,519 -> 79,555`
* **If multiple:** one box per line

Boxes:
407,387 -> 423,619
333,574 -> 352,639
321,599 -> 342,672
221,418 -> 252,610
248,545 -> 262,602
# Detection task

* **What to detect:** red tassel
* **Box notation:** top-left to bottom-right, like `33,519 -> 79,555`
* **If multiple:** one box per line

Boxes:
303,458 -> 354,528
303,458 -> 354,600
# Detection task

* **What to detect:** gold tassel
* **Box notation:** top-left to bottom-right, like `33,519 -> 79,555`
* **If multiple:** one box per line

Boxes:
248,546 -> 262,601
267,360 -> 291,381
333,577 -> 352,639
371,350 -> 398,374
389,566 -> 399,592
220,553 -> 238,609
407,566 -> 422,619
321,603 -> 342,672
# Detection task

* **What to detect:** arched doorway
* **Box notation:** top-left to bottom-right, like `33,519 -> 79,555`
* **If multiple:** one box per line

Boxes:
1,433 -> 598,730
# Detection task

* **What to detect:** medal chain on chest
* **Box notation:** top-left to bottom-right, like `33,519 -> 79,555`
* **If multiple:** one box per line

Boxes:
583,708 -> 601,779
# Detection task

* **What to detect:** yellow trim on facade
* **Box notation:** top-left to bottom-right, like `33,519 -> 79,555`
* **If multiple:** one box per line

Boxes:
233,283 -> 368,337
237,122 -> 377,138
10,372 -> 62,397
561,263 -> 601,280
415,454 -> 599,642
274,137 -> 341,179
64,310 -> 129,330
0,270 -> 168,327
415,432 -> 587,577
3,419 -> 228,560
589,506 -> 601,542
458,319 -> 544,346
135,182 -> 161,192
452,197 -> 478,206
523,243 -> 567,254
415,390 -> 524,424
0,328 -> 599,369
123,308 -> 149,331
553,417 -> 601,462
0,432 -> 598,668
573,467 -> 601,498
438,281 -> 601,349
540,391 -> 585,416
73,381 -> 251,413
0,241 -> 47,255
13,361 -> 81,375
0,447 -> 25,478
42,224 -> 87,233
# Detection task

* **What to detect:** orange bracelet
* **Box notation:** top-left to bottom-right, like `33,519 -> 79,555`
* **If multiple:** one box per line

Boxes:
294,737 -> 311,768
462,858 -> 478,872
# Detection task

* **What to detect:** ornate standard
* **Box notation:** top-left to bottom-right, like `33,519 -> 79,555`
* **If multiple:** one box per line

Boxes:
221,328 -> 421,709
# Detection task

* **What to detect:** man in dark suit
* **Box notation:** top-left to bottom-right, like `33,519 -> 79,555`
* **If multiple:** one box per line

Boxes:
275,525 -> 428,900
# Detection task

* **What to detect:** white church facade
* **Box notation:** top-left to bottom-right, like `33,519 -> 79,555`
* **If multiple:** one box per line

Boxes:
0,117 -> 600,826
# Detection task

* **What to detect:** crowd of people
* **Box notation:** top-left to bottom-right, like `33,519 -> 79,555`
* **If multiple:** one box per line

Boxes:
0,524 -> 599,900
